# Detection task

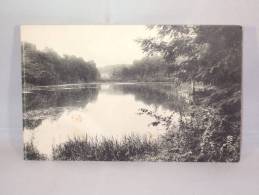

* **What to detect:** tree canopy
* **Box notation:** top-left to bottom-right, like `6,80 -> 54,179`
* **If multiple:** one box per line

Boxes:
22,42 -> 100,86
139,25 -> 242,88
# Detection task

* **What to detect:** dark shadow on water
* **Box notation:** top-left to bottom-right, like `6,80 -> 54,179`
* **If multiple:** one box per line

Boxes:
23,85 -> 100,129
111,83 -> 188,113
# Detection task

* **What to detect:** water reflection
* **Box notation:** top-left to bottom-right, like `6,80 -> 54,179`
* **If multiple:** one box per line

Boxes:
23,83 -> 188,156
111,83 -> 188,113
23,84 -> 100,129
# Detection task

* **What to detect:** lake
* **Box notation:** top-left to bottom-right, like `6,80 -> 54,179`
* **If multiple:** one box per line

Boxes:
23,83 -> 190,156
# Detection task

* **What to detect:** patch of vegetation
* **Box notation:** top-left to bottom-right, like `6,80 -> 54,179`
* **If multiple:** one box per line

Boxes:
52,134 -> 160,161
159,107 -> 240,162
24,141 -> 47,160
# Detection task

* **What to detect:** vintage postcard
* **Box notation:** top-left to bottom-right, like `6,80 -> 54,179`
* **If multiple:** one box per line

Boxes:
22,25 -> 242,161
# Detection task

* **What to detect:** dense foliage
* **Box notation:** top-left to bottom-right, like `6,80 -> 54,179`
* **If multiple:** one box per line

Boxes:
140,25 -> 241,87
138,25 -> 242,162
22,42 -> 100,86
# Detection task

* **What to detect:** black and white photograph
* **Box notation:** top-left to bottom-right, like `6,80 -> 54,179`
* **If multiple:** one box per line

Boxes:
22,25 -> 242,162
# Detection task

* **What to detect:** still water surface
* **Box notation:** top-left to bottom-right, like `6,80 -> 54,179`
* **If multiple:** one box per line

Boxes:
23,83 -> 187,156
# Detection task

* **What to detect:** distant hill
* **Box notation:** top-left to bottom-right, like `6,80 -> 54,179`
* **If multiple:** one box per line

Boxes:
98,64 -> 131,79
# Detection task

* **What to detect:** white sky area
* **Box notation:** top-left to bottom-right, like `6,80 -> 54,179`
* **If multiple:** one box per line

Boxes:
21,25 -> 153,67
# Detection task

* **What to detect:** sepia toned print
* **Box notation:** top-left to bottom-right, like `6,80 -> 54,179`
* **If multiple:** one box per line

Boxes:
22,25 -> 241,161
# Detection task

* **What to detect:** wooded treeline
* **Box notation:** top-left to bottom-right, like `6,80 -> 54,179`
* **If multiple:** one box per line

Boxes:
111,56 -> 172,81
22,42 -> 100,86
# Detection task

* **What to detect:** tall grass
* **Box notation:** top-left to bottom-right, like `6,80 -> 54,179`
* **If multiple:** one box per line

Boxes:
52,134 -> 160,161
24,141 -> 47,160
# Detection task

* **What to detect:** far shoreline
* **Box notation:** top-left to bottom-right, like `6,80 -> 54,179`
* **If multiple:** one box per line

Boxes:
22,81 -> 177,90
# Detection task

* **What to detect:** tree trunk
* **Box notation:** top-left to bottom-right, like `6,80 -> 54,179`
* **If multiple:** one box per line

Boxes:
192,80 -> 195,95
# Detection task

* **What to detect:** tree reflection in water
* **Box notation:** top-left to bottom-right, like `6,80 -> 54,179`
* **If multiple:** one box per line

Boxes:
23,84 -> 100,129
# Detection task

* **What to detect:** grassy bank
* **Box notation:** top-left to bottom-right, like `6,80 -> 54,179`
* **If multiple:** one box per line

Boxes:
52,134 -> 160,161
24,141 -> 47,160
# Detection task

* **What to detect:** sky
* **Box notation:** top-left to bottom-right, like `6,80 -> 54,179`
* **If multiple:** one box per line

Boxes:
21,25 -> 152,67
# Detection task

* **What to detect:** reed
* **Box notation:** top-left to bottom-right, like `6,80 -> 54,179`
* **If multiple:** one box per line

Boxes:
52,134 -> 160,161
